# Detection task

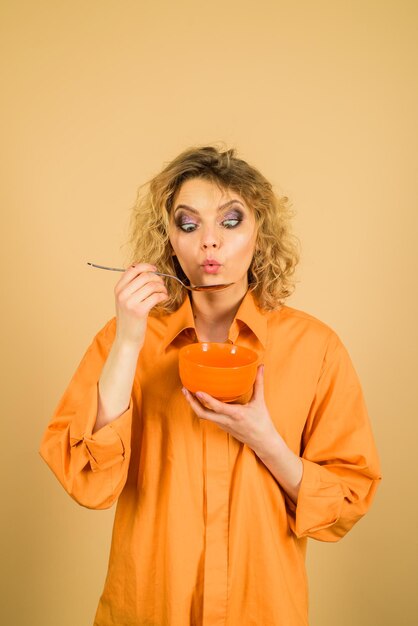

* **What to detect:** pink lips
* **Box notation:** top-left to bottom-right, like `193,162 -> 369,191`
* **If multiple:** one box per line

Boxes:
201,259 -> 222,274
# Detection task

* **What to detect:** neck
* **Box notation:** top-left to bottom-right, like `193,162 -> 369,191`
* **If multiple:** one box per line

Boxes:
190,283 -> 248,342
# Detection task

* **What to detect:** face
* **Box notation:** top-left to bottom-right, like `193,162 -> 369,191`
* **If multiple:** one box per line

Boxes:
168,177 -> 257,290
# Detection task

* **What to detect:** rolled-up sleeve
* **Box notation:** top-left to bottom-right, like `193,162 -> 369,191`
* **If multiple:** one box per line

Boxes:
285,332 -> 382,541
39,318 -> 137,510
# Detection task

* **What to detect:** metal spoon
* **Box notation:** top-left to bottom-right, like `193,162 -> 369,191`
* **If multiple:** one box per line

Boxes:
86,262 -> 234,292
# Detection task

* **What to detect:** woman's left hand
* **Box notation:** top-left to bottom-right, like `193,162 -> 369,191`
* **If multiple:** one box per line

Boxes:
182,364 -> 277,456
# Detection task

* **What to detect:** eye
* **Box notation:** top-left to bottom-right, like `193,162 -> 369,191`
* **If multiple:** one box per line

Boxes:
221,208 -> 244,229
222,218 -> 241,229
179,222 -> 197,233
174,211 -> 199,233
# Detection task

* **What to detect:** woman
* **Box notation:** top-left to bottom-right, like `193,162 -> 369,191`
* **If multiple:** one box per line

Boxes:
39,145 -> 382,626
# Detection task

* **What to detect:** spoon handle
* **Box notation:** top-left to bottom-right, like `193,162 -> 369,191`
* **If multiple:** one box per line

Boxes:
87,264 -> 183,283
87,262 -> 232,292
87,262 -> 125,271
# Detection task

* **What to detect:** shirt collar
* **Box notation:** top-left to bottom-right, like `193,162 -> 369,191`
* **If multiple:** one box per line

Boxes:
233,289 -> 268,348
161,294 -> 196,350
161,289 -> 268,350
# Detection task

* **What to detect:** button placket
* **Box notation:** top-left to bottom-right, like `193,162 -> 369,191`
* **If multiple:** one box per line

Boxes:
202,419 -> 230,625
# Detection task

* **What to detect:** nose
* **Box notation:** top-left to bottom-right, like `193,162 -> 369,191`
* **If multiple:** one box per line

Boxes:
200,226 -> 220,249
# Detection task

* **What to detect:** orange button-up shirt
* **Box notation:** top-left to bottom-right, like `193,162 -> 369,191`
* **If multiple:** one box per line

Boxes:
39,291 -> 382,626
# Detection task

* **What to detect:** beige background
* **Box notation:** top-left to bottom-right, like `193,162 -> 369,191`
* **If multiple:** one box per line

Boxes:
1,1 -> 417,624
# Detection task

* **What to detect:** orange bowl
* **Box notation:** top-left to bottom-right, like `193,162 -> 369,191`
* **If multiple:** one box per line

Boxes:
179,342 -> 259,402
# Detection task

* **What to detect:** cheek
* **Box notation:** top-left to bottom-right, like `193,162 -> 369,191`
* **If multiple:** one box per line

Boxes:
168,233 -> 190,265
231,231 -> 257,257
168,229 -> 181,256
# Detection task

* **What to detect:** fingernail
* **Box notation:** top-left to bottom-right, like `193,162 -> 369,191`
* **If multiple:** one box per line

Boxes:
196,392 -> 204,399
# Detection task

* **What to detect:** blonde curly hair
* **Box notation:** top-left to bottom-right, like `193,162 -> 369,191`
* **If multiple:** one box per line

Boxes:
123,144 -> 300,314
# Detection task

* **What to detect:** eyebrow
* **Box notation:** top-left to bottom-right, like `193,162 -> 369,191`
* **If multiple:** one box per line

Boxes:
173,199 -> 245,215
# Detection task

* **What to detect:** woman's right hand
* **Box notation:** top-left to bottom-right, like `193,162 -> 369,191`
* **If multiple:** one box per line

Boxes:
114,263 -> 169,348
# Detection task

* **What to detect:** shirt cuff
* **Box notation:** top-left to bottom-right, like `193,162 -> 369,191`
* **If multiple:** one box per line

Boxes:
69,382 -> 133,473
285,457 -> 348,538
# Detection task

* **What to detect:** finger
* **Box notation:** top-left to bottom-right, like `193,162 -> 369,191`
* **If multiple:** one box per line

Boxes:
118,274 -> 168,302
117,272 -> 167,299
123,270 -> 165,294
125,279 -> 168,304
182,388 -> 229,424
139,290 -> 169,312
250,364 -> 265,403
115,263 -> 158,293
194,390 -> 238,416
